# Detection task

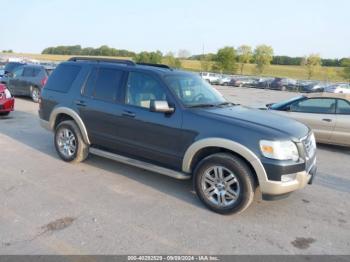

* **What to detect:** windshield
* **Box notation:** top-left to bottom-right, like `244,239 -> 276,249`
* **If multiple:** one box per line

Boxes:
4,63 -> 24,73
270,95 -> 305,109
164,74 -> 226,107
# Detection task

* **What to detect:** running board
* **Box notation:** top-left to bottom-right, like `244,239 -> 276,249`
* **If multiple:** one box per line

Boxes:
89,147 -> 191,180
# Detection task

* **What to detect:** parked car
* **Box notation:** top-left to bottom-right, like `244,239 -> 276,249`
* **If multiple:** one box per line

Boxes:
200,72 -> 220,84
297,81 -> 325,93
218,75 -> 232,86
6,64 -> 54,102
268,93 -> 350,147
269,78 -> 297,91
253,77 -> 274,89
0,83 -> 15,116
39,57 -> 316,215
324,83 -> 350,94
228,78 -> 243,87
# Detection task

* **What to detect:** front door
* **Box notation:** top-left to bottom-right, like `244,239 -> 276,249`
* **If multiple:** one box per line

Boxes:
117,71 -> 183,170
287,98 -> 337,142
7,66 -> 24,95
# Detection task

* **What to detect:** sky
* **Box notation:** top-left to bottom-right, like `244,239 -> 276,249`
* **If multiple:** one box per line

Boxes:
1,0 -> 349,58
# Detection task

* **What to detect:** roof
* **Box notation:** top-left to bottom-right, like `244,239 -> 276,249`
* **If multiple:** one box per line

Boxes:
305,92 -> 350,101
66,57 -> 187,76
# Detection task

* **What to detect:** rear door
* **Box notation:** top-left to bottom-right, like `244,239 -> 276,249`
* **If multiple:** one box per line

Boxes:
286,98 -> 337,142
78,66 -> 126,150
331,99 -> 350,146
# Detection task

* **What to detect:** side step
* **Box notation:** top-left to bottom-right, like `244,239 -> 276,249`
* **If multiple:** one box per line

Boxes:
89,147 -> 191,180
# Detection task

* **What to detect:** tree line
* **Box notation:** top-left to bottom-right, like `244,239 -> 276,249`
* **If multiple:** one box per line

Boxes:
40,44 -> 350,80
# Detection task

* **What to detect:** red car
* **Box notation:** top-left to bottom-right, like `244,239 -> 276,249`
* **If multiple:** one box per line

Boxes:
0,83 -> 15,116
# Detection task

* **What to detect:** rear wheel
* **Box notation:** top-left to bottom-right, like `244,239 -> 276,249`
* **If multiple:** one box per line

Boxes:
30,86 -> 40,103
54,120 -> 89,163
194,153 -> 256,214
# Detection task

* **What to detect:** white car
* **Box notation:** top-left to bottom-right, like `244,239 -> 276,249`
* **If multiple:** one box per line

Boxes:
200,72 -> 220,84
324,83 -> 350,94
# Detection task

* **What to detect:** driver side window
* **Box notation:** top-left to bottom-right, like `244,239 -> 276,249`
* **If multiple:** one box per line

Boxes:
13,67 -> 24,78
125,72 -> 167,109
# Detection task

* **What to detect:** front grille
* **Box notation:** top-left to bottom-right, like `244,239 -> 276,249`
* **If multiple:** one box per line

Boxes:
303,133 -> 316,159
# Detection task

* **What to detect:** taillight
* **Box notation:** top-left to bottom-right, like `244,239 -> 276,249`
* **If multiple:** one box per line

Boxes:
41,76 -> 48,87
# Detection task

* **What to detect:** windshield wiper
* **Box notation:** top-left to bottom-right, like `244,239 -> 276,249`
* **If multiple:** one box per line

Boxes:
188,103 -> 217,108
216,102 -> 235,107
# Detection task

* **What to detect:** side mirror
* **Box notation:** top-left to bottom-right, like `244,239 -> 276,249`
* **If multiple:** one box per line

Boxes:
150,100 -> 175,114
285,105 -> 291,111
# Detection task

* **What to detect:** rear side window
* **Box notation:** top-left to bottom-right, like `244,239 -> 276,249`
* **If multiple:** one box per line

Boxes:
90,68 -> 124,102
45,64 -> 81,93
336,99 -> 350,114
23,67 -> 35,77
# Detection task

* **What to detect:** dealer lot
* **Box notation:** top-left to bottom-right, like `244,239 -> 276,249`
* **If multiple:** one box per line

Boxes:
0,87 -> 349,255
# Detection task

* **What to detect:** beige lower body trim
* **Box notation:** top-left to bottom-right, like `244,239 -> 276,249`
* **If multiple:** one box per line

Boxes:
259,171 -> 312,195
40,119 -> 50,131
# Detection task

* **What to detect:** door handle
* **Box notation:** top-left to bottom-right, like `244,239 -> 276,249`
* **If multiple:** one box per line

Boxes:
74,100 -> 87,107
122,110 -> 136,118
322,118 -> 332,122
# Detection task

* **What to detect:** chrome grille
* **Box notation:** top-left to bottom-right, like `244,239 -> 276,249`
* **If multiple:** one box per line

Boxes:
303,133 -> 316,158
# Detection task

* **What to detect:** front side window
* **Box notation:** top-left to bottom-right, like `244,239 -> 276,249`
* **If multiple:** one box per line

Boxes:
336,99 -> 350,114
92,68 -> 123,102
290,98 -> 336,114
12,67 -> 24,78
164,74 -> 226,107
125,72 -> 166,109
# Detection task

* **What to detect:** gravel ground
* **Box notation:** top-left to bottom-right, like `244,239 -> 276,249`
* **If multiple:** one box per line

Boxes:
0,87 -> 349,255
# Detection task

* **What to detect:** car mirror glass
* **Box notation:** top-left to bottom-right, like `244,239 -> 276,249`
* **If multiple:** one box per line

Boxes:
150,100 -> 175,114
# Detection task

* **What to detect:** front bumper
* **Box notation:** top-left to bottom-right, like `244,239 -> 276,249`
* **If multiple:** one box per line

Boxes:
0,98 -> 15,112
259,158 -> 316,196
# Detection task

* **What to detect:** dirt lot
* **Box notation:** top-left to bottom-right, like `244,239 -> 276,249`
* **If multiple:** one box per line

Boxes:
0,87 -> 349,255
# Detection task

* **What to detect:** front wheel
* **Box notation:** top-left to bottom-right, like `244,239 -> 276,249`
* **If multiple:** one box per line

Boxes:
0,111 -> 10,116
193,153 -> 256,214
54,120 -> 89,163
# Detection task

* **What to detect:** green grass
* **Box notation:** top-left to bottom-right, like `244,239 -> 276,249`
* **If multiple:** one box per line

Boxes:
7,53 -> 345,82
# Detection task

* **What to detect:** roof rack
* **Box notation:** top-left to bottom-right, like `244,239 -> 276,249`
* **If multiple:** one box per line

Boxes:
137,62 -> 172,70
68,57 -> 135,66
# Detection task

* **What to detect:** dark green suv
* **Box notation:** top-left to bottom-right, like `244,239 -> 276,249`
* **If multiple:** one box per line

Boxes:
39,57 -> 317,214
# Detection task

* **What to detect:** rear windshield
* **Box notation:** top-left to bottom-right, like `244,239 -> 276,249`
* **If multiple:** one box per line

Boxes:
45,64 -> 81,93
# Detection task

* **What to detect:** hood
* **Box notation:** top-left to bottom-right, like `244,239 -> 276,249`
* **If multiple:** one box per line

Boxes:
195,105 -> 309,140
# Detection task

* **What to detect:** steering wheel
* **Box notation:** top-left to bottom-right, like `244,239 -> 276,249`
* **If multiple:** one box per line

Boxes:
192,93 -> 205,103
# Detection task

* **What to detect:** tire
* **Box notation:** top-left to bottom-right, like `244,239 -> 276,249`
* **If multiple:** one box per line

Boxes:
193,153 -> 256,215
54,120 -> 89,163
30,86 -> 40,103
0,111 -> 10,116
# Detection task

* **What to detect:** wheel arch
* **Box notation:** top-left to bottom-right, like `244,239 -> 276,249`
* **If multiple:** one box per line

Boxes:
182,138 -> 268,184
49,107 -> 90,144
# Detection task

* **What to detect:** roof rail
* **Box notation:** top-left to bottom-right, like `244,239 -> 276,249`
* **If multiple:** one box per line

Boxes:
137,62 -> 172,70
68,57 -> 135,66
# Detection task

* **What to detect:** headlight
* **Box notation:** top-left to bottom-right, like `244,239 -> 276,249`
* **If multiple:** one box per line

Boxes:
4,89 -> 12,99
260,140 -> 299,161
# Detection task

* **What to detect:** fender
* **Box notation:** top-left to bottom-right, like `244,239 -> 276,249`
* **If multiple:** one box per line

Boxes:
49,107 -> 90,144
182,138 -> 268,183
